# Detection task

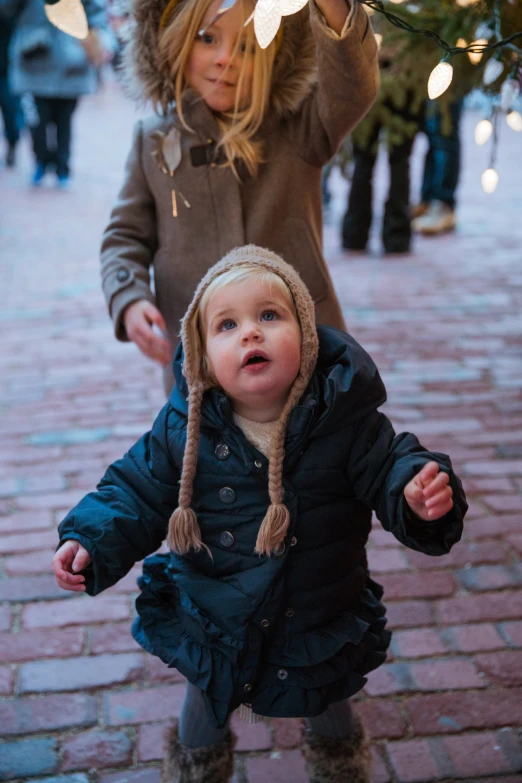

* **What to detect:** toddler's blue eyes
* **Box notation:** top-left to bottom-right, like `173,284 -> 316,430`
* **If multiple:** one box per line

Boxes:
261,311 -> 276,321
222,320 -> 236,331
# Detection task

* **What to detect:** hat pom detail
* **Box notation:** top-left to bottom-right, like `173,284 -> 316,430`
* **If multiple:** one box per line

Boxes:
255,503 -> 290,556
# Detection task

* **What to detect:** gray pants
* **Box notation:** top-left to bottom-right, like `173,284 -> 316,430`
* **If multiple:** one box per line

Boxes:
179,683 -> 354,748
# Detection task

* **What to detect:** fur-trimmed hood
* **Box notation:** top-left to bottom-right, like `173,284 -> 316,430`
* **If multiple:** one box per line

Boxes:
121,0 -> 317,115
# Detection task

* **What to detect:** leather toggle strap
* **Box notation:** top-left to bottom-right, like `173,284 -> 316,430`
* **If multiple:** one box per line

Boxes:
190,141 -> 226,167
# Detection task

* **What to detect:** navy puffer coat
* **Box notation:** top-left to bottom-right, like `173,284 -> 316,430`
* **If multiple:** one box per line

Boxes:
58,327 -> 467,728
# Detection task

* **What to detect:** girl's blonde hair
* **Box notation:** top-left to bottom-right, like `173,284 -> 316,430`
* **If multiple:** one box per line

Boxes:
158,0 -> 278,177
186,264 -> 299,387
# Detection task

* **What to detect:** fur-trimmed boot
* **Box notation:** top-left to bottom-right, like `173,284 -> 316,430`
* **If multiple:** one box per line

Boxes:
163,722 -> 236,783
302,714 -> 371,783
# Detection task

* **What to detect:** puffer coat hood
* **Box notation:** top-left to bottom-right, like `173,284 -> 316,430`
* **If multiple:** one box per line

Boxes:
58,326 -> 467,728
122,0 -> 316,114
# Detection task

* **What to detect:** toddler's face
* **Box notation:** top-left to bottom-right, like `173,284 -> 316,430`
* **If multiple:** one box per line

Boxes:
185,0 -> 255,113
204,279 -> 301,420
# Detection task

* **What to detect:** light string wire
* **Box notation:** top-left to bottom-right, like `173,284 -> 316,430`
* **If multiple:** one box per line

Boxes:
357,0 -> 522,58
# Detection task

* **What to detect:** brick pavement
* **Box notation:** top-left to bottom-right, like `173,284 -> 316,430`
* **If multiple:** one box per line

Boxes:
1,74 -> 521,783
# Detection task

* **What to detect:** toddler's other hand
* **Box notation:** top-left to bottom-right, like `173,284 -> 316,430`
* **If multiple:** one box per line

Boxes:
52,540 -> 91,592
124,300 -> 172,365
404,461 -> 453,521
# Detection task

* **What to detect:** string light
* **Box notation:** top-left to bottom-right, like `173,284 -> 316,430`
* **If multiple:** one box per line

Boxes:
483,56 -> 504,85
456,0 -> 480,7
474,119 -> 493,145
481,168 -> 499,193
499,77 -> 521,111
427,59 -> 453,99
44,0 -> 88,38
506,110 -> 522,131
468,39 -> 488,64
456,38 -> 468,49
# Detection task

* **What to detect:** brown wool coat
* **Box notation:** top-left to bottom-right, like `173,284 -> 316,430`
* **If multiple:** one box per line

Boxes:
100,0 -> 379,360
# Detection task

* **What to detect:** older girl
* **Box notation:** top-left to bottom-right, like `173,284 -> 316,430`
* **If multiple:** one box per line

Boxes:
100,0 -> 379,390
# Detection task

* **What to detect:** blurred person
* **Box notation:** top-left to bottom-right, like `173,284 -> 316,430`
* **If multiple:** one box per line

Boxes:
412,98 -> 463,236
0,0 -> 108,187
0,16 -> 22,166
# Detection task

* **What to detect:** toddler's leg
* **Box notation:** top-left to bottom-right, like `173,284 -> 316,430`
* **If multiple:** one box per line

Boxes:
302,699 -> 371,783
179,682 -> 231,747
163,682 -> 235,783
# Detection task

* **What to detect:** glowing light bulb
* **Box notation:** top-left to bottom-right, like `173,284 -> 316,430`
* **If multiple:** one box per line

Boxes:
483,58 -> 504,86
456,38 -> 467,49
374,33 -> 382,49
389,0 -> 405,4
44,0 -> 88,39
481,168 -> 498,194
427,61 -> 453,100
474,119 -> 492,145
468,39 -> 488,65
500,78 -> 521,111
456,0 -> 479,6
506,110 -> 522,132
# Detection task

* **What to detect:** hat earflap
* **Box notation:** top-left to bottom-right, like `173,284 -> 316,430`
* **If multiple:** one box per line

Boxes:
167,382 -> 210,556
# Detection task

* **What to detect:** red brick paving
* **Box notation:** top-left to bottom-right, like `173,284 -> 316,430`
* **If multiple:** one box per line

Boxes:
1,74 -> 522,782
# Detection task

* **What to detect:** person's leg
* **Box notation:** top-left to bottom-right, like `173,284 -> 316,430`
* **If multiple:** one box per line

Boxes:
163,682 -> 235,783
341,124 -> 380,251
303,699 -> 371,782
382,133 -> 416,253
30,97 -> 53,182
54,97 -> 78,180
0,77 -> 22,164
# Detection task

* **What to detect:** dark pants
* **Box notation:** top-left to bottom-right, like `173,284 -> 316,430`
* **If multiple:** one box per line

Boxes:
0,75 -> 22,148
179,683 -> 355,748
31,96 -> 78,176
420,99 -> 463,209
342,124 -> 416,252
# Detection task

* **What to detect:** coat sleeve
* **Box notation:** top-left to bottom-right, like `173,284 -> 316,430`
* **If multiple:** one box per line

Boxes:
344,411 -> 467,555
283,0 -> 379,166
100,120 -> 158,342
57,404 -> 180,595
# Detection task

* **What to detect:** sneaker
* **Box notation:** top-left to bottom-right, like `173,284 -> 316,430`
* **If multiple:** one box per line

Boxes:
56,173 -> 71,190
410,201 -> 429,219
412,200 -> 456,235
32,163 -> 46,187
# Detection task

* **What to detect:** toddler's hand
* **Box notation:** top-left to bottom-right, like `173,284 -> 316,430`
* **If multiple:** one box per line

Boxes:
404,461 -> 453,521
52,540 -> 91,592
123,300 -> 172,366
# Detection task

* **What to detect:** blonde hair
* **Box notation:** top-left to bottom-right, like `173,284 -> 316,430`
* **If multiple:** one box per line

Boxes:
158,0 -> 278,176
186,263 -> 299,386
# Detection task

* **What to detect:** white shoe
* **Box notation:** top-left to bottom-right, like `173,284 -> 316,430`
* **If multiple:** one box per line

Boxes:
412,200 -> 456,235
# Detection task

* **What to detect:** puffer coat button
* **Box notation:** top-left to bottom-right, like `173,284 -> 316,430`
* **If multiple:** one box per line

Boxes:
261,618 -> 270,628
219,531 -> 235,548
277,669 -> 288,680
215,443 -> 230,460
219,487 -> 235,504
290,536 -> 297,547
244,683 -> 252,692
254,460 -> 263,469
273,543 -> 285,557
285,608 -> 295,618
116,267 -> 130,282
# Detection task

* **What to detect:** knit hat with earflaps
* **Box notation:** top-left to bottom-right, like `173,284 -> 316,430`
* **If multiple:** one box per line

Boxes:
167,244 -> 319,557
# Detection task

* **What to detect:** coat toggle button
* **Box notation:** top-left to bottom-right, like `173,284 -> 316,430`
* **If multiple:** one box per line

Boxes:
215,443 -> 230,460
277,669 -> 288,680
260,618 -> 270,628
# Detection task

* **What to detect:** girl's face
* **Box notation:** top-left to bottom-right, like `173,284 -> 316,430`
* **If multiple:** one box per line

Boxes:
204,278 -> 301,421
185,0 -> 255,112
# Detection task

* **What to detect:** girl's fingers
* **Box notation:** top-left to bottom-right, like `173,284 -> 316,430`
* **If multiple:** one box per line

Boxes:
423,471 -> 450,499
72,548 -> 91,573
56,578 -> 86,592
417,461 -> 440,488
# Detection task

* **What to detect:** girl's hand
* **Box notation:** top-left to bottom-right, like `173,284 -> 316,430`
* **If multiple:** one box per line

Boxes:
123,300 -> 172,365
404,461 -> 454,521
52,540 -> 91,592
